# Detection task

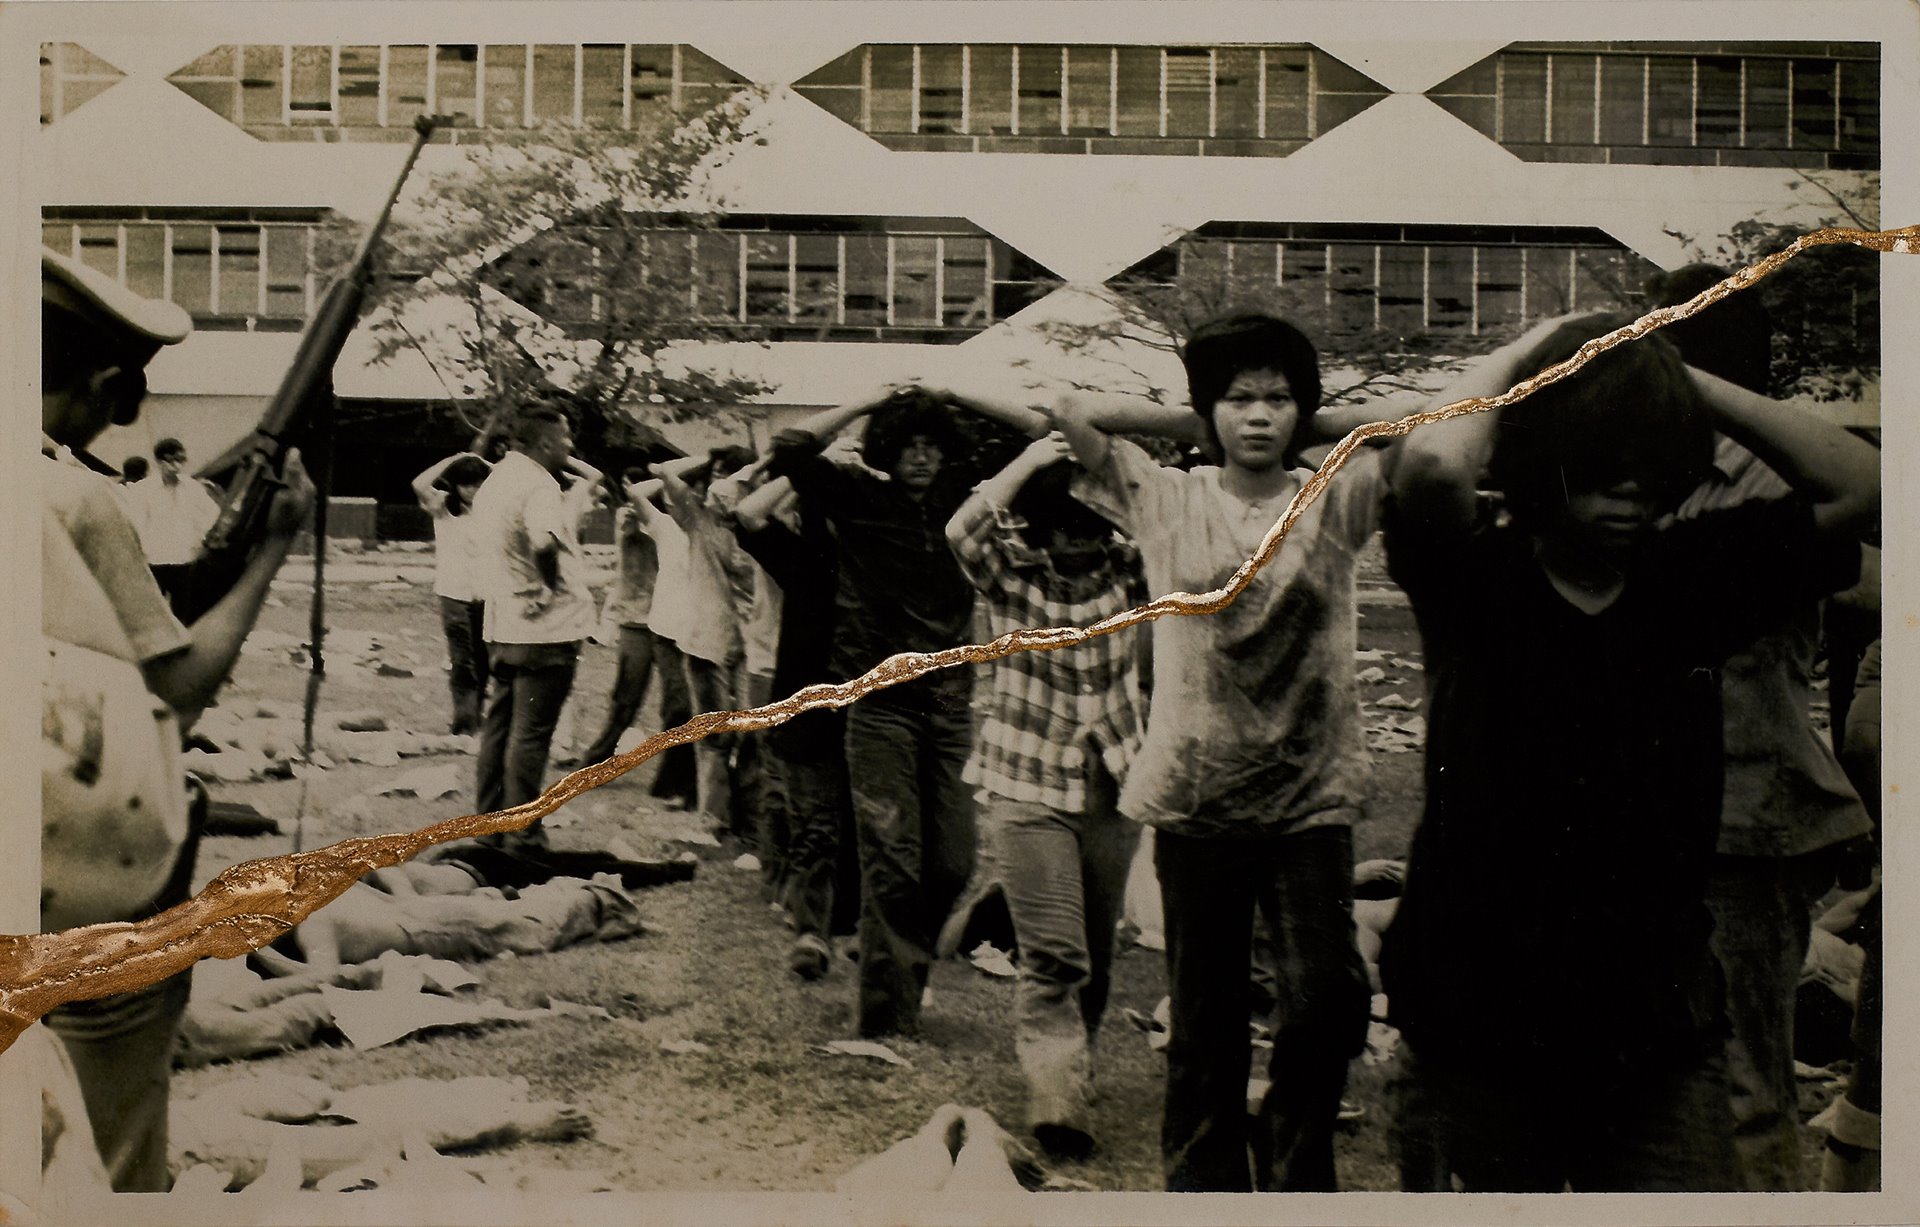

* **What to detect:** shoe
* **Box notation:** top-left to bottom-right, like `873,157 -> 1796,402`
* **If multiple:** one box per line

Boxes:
790,934 -> 831,981
1033,1123 -> 1096,1161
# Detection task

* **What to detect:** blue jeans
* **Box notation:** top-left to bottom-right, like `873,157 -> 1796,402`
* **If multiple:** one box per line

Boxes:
1155,825 -> 1371,1191
685,654 -> 741,831
476,640 -> 580,847
846,682 -> 976,1038
988,764 -> 1141,1136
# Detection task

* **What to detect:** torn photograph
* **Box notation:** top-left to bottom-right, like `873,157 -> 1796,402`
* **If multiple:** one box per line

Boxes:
2,0 -> 1914,1223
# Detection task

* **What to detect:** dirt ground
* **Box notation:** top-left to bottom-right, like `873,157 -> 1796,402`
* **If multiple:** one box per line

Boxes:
168,540 -> 1849,1193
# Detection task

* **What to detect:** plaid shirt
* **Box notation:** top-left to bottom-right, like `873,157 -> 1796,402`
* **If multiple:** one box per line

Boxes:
947,493 -> 1150,814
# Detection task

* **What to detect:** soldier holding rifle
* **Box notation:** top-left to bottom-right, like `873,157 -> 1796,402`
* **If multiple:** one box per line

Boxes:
40,248 -> 316,1191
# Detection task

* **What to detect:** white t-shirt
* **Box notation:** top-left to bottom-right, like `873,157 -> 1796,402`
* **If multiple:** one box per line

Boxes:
126,474 -> 220,566
639,498 -> 697,647
425,500 -> 486,602
468,451 -> 596,645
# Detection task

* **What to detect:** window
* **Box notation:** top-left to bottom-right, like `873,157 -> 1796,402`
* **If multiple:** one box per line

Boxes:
42,208 -> 330,330
40,42 -> 125,125
484,214 -> 1061,342
1113,222 -> 1655,339
166,43 -> 748,138
1428,42 -> 1879,167
794,43 -> 1388,155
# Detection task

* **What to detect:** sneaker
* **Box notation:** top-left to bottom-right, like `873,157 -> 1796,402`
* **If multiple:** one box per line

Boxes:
1033,1122 -> 1096,1161
790,934 -> 831,981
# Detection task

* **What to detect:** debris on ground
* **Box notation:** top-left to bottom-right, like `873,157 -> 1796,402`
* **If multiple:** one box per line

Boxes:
813,1039 -> 912,1068
660,1039 -> 712,1055
968,942 -> 1018,978
836,1104 -> 1045,1194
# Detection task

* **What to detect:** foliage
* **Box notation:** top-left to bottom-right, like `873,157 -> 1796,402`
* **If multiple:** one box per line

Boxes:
363,97 -> 775,461
1665,172 -> 1880,401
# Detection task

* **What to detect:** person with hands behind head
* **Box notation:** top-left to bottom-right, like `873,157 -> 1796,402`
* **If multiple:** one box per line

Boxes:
40,246 -> 316,1191
1050,315 -> 1380,1192
766,383 -> 979,1040
1377,311 -> 1878,1192
411,451 -> 494,735
463,398 -> 597,847
943,430 -> 1150,1161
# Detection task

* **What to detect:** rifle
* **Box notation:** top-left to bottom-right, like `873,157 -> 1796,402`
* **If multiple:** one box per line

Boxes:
185,114 -> 438,619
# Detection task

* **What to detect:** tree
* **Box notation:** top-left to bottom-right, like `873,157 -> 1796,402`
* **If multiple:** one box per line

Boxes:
1665,171 -> 1880,402
364,94 -> 775,462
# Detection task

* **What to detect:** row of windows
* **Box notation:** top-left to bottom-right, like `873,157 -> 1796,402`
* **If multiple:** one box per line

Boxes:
1119,223 -> 1657,336
486,217 -> 1061,342
43,210 -> 333,331
1430,44 -> 1878,169
794,44 -> 1387,156
164,43 -> 746,139
47,38 -> 1882,168
39,42 -> 124,126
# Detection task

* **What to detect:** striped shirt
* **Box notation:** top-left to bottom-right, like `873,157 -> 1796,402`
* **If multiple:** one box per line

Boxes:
947,492 -> 1149,814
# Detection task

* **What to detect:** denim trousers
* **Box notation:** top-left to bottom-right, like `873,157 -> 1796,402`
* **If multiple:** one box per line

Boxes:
742,669 -> 790,891
1706,849 -> 1837,1189
580,624 -> 659,767
1155,824 -> 1371,1191
45,969 -> 193,1191
987,765 -> 1141,1135
475,640 -> 579,847
437,596 -> 489,735
1391,1045 -> 1737,1191
685,654 -> 741,831
846,683 -> 976,1038
782,735 -> 860,941
648,637 -> 698,804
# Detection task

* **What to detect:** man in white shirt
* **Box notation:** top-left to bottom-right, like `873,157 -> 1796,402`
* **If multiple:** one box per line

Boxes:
130,436 -> 221,617
467,400 -> 600,847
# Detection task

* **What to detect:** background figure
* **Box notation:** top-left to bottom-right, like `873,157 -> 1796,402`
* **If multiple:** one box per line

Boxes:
131,435 -> 222,619
769,388 -> 980,1040
576,470 -> 668,768
1823,638 -> 1881,1190
412,451 -> 494,735
40,247 -> 313,1189
630,468 -> 702,809
657,447 -> 758,833
1650,264 -> 1876,1191
734,475 -> 858,979
467,402 -> 601,846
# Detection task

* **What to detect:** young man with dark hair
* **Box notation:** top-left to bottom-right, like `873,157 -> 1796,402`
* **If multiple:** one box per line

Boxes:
467,400 -> 602,844
768,386 -> 979,1038
1645,266 -> 1877,1191
127,434 -> 221,618
944,432 -> 1150,1160
40,247 -> 314,1190
1050,313 -> 1379,1192
1380,312 -> 1879,1192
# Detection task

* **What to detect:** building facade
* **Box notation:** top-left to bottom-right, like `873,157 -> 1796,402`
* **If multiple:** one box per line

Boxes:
31,8 -> 1890,512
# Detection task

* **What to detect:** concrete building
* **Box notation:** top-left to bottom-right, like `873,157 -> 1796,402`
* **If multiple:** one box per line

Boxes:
29,5 -> 1897,524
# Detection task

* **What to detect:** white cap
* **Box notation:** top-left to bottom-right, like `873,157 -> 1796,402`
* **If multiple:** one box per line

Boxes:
42,245 -> 191,361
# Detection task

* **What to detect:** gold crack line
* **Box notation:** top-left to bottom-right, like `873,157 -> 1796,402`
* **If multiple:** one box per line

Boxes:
0,223 -> 1910,1054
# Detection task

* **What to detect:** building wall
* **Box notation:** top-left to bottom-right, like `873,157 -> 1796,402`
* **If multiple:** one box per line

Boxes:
30,5 -> 1902,473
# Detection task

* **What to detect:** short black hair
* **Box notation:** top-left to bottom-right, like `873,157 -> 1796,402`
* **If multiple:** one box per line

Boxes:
861,387 -> 965,477
707,444 -> 755,477
1643,263 -> 1773,395
511,396 -> 575,447
1487,312 -> 1716,520
1181,314 -> 1323,461
437,455 -> 491,490
1009,460 -> 1118,548
154,437 -> 186,461
120,456 -> 149,482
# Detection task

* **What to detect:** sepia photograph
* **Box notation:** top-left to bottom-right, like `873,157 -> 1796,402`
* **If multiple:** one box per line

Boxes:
5,1 -> 1913,1222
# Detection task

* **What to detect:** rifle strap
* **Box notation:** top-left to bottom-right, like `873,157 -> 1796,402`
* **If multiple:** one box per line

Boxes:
294,393 -> 336,854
